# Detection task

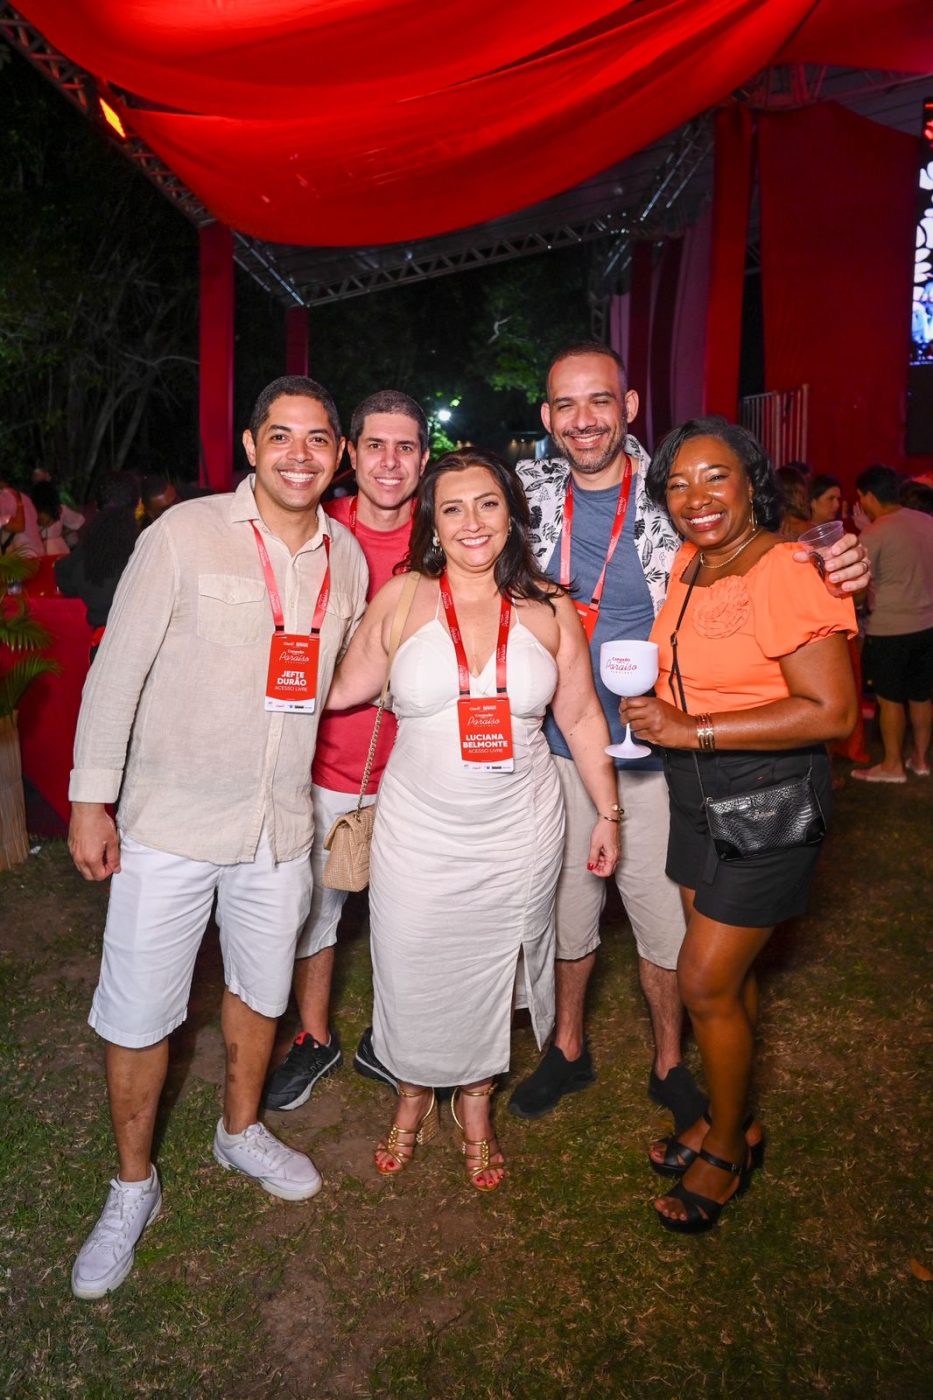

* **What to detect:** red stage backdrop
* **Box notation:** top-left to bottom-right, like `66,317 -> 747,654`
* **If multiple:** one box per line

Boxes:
759,103 -> 924,483
15,1 -> 933,246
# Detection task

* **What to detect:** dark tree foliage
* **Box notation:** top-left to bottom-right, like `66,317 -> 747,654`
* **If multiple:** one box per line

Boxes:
0,52 -> 198,498
235,252 -> 593,464
1,48 -> 593,499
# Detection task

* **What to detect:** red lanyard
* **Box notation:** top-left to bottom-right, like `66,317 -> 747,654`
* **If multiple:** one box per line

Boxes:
559,455 -> 634,611
251,522 -> 331,635
439,572 -> 511,697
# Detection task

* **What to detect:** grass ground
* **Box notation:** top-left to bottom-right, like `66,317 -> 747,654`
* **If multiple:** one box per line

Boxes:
1,769 -> 930,1399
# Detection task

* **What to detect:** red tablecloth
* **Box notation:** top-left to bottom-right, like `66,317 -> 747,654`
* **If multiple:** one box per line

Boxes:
2,592 -> 92,826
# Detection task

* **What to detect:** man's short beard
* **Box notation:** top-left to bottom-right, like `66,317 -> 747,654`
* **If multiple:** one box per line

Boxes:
560,425 -> 627,476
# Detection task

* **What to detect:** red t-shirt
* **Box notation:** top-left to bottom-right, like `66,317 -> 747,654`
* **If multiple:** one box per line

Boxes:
312,496 -> 413,793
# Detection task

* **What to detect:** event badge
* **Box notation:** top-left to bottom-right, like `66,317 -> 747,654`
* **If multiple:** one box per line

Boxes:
440,572 -> 515,772
252,521 -> 330,714
457,695 -> 514,772
561,459 -> 633,642
265,633 -> 320,712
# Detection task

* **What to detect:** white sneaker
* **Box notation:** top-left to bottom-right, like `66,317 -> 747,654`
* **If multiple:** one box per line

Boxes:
71,1167 -> 161,1300
212,1120 -> 322,1201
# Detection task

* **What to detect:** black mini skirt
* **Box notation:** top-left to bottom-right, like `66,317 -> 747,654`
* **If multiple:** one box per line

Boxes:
663,746 -> 832,928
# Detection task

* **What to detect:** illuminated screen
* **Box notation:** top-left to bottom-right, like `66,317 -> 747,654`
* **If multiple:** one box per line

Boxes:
907,98 -> 933,453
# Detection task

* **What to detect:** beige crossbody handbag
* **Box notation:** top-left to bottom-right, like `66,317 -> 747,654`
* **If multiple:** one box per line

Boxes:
321,570 -> 421,892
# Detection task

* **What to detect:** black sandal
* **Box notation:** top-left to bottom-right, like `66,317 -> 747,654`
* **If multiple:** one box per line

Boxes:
654,1147 -> 753,1235
649,1113 -> 765,1179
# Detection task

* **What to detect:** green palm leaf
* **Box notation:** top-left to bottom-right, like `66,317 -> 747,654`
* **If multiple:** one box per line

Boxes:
0,655 -> 61,718
0,599 -> 53,653
0,552 -> 39,587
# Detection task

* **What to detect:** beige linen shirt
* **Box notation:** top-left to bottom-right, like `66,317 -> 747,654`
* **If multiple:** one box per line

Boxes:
69,477 -> 368,863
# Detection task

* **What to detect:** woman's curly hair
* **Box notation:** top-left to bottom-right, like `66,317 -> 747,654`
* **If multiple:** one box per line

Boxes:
645,417 -> 782,532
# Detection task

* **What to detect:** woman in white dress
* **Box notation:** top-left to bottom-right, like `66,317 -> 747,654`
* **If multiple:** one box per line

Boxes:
327,450 -> 620,1190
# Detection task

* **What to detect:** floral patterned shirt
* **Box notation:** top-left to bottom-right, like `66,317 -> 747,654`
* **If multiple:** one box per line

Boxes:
516,435 -> 682,618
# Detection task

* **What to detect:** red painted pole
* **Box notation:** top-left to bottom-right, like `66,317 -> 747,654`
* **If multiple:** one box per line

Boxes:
199,223 -> 234,492
703,104 -> 755,418
285,305 -> 309,376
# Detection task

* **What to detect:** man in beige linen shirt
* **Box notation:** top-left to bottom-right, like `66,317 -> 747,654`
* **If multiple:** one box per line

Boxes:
68,377 -> 368,1301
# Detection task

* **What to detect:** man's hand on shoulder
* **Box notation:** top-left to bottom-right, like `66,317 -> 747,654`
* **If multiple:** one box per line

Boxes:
69,803 -> 121,881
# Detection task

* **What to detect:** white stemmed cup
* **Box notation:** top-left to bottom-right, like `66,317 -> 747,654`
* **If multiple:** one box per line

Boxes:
599,640 -> 660,759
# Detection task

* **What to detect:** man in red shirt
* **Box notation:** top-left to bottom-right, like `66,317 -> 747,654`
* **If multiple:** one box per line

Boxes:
263,390 -> 429,1109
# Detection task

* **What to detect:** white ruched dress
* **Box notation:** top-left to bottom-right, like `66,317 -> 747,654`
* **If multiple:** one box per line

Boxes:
369,613 -> 565,1086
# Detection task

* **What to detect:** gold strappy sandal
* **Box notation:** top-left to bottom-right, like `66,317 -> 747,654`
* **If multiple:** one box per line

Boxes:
374,1087 -> 438,1176
451,1085 -> 506,1192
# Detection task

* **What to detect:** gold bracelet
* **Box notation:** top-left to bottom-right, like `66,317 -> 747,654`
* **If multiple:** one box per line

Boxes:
598,802 -> 624,823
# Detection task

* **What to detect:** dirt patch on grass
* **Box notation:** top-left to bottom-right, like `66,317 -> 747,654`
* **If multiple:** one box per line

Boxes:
262,1217 -> 471,1400
252,1083 -> 516,1396
30,951 -> 101,994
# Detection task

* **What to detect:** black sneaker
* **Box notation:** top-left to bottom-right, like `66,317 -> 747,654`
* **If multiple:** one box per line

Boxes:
507,1043 -> 596,1119
261,1030 -> 342,1111
352,1026 -> 398,1092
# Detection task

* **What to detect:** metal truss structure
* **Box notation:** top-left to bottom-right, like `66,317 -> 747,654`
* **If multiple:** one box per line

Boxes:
274,215 -> 629,307
738,62 -> 924,109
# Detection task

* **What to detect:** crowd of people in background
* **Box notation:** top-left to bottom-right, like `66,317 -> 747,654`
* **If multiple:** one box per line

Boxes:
1,354 -> 929,1294
772,455 -> 933,783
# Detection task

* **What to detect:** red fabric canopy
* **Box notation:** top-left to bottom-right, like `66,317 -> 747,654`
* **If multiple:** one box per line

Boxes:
17,2 -> 933,245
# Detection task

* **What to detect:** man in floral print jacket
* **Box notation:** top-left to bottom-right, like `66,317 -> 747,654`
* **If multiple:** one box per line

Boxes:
509,342 -> 869,1131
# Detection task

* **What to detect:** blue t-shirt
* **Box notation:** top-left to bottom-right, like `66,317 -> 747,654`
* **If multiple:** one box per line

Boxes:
542,481 -> 662,771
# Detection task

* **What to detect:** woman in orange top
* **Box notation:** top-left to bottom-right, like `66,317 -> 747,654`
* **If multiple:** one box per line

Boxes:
620,418 -> 857,1235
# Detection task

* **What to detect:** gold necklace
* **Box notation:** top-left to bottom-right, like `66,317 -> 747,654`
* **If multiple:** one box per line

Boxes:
700,527 -> 760,569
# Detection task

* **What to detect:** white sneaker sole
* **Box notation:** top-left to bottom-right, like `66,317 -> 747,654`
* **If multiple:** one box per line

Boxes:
212,1146 -> 322,1201
70,1196 -> 162,1300
352,1050 -> 398,1091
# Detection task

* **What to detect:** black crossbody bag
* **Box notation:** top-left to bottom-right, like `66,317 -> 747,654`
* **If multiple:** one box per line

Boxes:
668,557 -> 827,862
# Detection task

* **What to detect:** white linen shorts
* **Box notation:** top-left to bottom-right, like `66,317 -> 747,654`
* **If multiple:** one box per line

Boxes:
88,828 -> 313,1048
553,756 -> 686,970
294,784 -> 376,959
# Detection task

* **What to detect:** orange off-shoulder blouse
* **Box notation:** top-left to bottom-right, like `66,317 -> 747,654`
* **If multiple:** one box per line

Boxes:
651,541 -> 857,716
